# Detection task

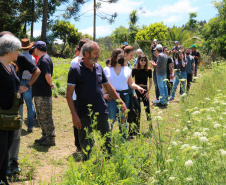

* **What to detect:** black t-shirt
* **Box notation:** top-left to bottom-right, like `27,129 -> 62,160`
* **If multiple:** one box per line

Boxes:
151,44 -> 157,61
67,62 -> 108,118
32,54 -> 53,97
174,59 -> 186,72
0,63 -> 20,110
132,68 -> 152,85
191,50 -> 200,65
15,54 -> 37,80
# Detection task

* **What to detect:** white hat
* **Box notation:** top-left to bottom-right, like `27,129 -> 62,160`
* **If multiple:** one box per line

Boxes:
153,44 -> 162,50
153,39 -> 157,42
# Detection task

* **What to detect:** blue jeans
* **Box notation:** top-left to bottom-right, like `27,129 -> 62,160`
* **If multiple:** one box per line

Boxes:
20,79 -> 36,129
107,94 -> 130,139
170,71 -> 187,99
153,70 -> 160,100
157,74 -> 168,105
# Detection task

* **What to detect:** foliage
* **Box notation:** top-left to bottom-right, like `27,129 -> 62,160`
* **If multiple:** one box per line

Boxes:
52,20 -> 80,54
111,26 -> 129,44
128,10 -> 139,44
59,62 -> 226,184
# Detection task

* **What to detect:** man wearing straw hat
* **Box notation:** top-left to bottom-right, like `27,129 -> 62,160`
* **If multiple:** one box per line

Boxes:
20,38 -> 37,133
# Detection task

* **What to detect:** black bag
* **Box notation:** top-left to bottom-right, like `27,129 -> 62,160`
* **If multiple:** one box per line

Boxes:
0,93 -> 21,130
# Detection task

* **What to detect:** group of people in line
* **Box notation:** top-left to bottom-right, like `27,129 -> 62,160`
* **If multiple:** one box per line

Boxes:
0,32 -> 200,184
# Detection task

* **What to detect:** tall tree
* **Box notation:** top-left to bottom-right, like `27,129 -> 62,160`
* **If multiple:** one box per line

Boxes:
128,10 -> 139,44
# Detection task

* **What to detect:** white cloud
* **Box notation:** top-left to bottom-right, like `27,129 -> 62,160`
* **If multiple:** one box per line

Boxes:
81,0 -> 142,15
139,0 -> 198,17
33,30 -> 41,37
79,25 -> 113,38
163,15 -> 184,23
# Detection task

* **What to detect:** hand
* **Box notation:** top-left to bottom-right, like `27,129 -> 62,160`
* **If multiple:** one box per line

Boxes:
144,91 -> 149,101
19,85 -> 29,93
104,94 -> 112,101
192,70 -> 195,75
137,86 -> 146,94
169,74 -> 173,79
72,114 -> 82,129
50,84 -> 54,89
121,101 -> 127,114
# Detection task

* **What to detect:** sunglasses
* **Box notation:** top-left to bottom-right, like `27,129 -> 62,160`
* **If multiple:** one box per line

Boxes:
140,59 -> 147,62
153,51 -> 157,54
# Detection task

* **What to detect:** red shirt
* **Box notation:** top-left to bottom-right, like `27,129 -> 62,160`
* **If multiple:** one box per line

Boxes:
33,55 -> 40,65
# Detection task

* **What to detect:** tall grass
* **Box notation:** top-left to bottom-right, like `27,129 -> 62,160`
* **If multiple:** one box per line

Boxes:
58,62 -> 226,184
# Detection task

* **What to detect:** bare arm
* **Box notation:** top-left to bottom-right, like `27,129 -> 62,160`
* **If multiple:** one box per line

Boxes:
192,63 -> 195,75
66,85 -> 82,129
45,73 -> 54,89
128,75 -> 146,94
19,67 -> 41,93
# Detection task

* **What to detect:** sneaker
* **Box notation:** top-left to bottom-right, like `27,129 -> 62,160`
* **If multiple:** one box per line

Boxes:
153,100 -> 160,104
155,102 -> 167,107
27,128 -> 33,132
10,160 -> 21,175
35,136 -> 46,144
39,138 -> 55,147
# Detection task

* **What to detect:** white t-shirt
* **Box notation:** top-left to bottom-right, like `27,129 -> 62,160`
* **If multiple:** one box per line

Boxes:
70,56 -> 81,100
103,66 -> 132,92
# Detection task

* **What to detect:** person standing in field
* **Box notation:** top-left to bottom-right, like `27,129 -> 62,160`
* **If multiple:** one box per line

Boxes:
70,38 -> 90,153
172,41 -> 179,60
190,44 -> 201,77
151,44 -> 168,107
132,54 -> 153,132
66,41 -> 127,161
32,41 -> 56,147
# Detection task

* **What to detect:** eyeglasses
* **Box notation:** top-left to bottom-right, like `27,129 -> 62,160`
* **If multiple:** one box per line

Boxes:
140,59 -> 147,62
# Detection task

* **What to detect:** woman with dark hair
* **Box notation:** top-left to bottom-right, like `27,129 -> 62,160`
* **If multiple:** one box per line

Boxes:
170,51 -> 187,100
132,54 -> 152,131
103,48 -> 145,139
0,34 -> 21,185
122,45 -> 135,69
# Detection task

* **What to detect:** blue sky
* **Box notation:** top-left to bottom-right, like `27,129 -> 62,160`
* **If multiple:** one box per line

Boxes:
33,0 -> 219,39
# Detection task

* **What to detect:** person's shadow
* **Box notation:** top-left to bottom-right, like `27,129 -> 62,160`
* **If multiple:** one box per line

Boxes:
28,143 -> 51,152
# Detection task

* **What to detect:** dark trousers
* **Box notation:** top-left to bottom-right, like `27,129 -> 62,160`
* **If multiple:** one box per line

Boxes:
180,73 -> 193,94
73,100 -> 81,149
153,70 -> 160,100
135,89 -> 152,131
0,130 -> 14,183
78,114 -> 111,161
167,74 -> 173,96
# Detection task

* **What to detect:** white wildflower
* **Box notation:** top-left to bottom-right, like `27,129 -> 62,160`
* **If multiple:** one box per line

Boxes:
157,111 -> 163,115
194,107 -> 199,110
214,124 -> 221,128
203,128 -> 210,132
219,149 -> 226,156
201,131 -> 208,136
169,177 -> 176,181
175,129 -> 180,133
217,90 -> 221,92
181,144 -> 190,149
219,116 -> 223,120
166,159 -> 174,163
193,77 -> 198,80
186,109 -> 190,112
171,141 -> 178,146
185,160 -> 194,167
163,169 -> 168,173
187,121 -> 191,123
207,116 -> 212,120
222,112 -> 226,115
199,136 -> 209,143
153,116 -> 163,121
204,98 -> 211,101
155,170 -> 161,174
192,111 -> 200,116
193,132 -> 202,137
182,127 -> 188,131
191,146 -> 199,151
186,177 -> 193,182
181,93 -> 187,97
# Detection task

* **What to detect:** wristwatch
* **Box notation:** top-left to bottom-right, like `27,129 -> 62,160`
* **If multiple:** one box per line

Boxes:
25,83 -> 30,89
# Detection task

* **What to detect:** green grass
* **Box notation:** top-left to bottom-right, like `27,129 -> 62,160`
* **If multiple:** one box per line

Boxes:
58,62 -> 226,184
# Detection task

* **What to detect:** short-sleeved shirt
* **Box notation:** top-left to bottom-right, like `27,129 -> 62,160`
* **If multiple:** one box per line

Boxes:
32,54 -> 53,97
156,52 -> 168,76
191,50 -> 200,65
0,63 -> 20,110
132,68 -> 152,85
67,62 -> 108,118
174,59 -> 186,72
15,54 -> 37,81
104,66 -> 131,91
185,55 -> 195,74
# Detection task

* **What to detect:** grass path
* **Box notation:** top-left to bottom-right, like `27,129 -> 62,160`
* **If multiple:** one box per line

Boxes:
11,71 -> 201,184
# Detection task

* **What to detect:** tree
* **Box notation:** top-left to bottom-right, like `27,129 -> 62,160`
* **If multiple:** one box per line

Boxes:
128,10 -> 139,44
111,26 -> 128,44
188,12 -> 197,29
52,20 -> 80,54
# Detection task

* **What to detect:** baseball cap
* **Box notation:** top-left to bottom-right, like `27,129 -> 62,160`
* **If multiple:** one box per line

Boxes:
175,41 -> 178,43
190,44 -> 196,48
123,42 -> 128,46
153,39 -> 157,42
33,41 -> 47,51
153,44 -> 163,50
